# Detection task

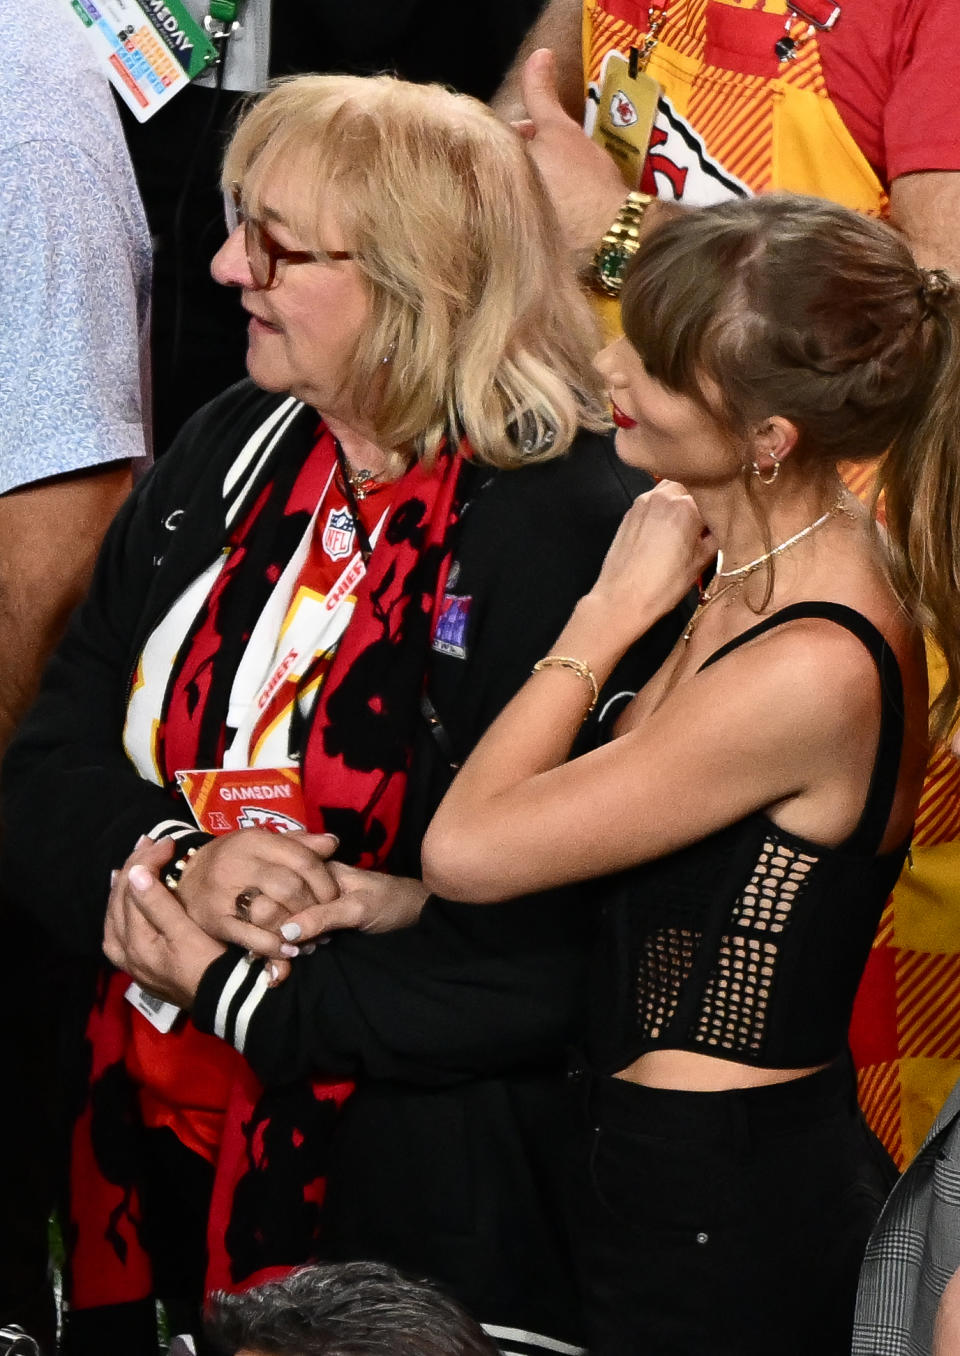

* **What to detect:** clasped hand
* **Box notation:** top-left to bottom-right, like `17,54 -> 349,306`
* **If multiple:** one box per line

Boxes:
584,481 -> 717,644
103,828 -> 429,1006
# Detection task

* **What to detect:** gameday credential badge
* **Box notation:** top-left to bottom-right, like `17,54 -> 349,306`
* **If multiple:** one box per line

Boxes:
126,766 -> 308,1032
176,766 -> 308,835
66,0 -> 218,122
592,53 -> 662,187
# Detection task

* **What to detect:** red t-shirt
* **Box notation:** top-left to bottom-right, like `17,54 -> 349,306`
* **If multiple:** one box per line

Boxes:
816,0 -> 960,180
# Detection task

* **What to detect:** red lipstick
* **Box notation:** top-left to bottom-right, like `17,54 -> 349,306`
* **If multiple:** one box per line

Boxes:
611,402 -> 638,429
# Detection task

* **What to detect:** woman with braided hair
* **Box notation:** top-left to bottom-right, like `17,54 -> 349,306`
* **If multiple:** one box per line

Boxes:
425,193 -> 960,1354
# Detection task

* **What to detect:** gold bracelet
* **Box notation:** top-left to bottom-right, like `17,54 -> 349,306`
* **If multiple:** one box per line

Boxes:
532,655 -> 599,712
592,190 -> 655,298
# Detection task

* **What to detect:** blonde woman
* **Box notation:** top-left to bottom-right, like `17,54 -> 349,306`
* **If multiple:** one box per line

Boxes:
1,76 -> 685,1356
424,195 -> 960,1353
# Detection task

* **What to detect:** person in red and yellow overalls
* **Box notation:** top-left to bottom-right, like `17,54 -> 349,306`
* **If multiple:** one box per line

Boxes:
494,0 -> 960,1167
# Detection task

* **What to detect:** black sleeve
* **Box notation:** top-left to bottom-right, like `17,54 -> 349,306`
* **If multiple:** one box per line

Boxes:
414,433 -> 690,780
192,885 -> 591,1087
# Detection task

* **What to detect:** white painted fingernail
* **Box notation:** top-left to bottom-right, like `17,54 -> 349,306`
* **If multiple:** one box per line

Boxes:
280,943 -> 299,958
110,870 -> 118,888
268,963 -> 280,984
301,943 -> 316,955
129,865 -> 153,891
280,922 -> 301,941
135,834 -> 150,848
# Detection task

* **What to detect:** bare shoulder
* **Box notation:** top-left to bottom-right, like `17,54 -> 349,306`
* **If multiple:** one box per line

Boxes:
702,613 -> 891,730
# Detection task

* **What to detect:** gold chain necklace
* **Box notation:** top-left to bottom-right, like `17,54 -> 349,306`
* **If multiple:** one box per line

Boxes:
682,486 -> 853,643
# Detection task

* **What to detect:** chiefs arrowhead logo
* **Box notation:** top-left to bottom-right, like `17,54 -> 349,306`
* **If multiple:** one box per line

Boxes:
236,805 -> 306,833
610,89 -> 639,127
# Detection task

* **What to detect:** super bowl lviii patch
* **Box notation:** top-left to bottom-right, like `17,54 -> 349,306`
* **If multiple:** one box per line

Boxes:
432,593 -> 472,660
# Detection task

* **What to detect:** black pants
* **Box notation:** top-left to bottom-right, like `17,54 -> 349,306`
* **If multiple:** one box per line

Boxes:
569,1057 -> 897,1356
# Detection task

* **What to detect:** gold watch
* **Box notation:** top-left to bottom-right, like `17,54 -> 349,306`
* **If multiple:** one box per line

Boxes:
592,190 -> 655,298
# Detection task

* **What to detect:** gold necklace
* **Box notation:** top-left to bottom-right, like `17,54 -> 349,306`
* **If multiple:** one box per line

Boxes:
682,574 -> 750,643
345,467 -> 375,500
682,487 -> 852,643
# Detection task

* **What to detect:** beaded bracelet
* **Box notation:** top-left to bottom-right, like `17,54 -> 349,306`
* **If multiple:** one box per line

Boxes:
163,844 -> 199,893
532,655 -> 599,713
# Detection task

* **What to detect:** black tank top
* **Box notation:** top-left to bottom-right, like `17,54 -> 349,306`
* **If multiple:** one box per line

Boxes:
587,603 -> 909,1074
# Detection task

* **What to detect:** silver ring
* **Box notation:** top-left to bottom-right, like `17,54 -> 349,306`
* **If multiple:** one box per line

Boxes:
234,887 -> 258,922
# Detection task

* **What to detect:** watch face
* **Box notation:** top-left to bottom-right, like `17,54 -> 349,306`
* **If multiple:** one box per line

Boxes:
596,244 -> 628,294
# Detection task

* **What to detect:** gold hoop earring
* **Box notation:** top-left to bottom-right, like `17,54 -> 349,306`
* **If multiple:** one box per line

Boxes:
752,455 -> 781,486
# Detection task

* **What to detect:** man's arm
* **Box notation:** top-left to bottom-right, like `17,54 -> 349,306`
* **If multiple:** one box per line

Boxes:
505,47 -> 678,264
490,0 -> 584,121
889,172 -> 960,276
0,464 -> 132,758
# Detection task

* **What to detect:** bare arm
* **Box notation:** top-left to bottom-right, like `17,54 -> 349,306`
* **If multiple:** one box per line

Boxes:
934,1265 -> 960,1356
423,487 -> 884,903
491,0 -> 585,121
0,463 -> 131,759
889,171 -> 960,275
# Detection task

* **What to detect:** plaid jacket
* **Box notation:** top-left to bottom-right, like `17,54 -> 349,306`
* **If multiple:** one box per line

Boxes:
853,1078 -> 960,1355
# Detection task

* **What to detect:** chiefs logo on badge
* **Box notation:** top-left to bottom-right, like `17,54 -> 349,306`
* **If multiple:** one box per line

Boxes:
323,507 -> 356,561
610,90 -> 638,128
236,805 -> 306,833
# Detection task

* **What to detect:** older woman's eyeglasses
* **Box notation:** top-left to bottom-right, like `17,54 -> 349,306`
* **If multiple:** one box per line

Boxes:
224,184 -> 356,290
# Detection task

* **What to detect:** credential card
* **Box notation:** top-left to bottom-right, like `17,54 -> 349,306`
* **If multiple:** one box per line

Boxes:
65,0 -> 217,122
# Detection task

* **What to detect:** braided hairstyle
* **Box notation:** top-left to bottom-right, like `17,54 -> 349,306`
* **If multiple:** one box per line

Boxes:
620,193 -> 960,738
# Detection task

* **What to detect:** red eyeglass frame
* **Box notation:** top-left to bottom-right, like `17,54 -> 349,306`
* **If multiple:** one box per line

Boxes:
224,183 -> 357,290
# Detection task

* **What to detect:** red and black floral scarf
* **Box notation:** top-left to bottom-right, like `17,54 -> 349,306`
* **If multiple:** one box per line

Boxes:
66,424 -> 466,1330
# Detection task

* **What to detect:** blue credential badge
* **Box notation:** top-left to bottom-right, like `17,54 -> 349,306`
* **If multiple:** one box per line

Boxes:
432,593 -> 472,660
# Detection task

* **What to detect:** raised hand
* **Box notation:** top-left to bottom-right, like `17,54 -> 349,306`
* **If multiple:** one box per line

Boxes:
518,48 -> 632,254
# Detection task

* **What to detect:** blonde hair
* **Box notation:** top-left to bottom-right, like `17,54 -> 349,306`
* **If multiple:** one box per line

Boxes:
620,193 -> 960,739
223,74 -> 607,468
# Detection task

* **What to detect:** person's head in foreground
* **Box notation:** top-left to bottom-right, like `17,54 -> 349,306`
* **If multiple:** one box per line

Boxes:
213,72 -> 606,467
602,191 -> 960,735
206,1262 -> 499,1356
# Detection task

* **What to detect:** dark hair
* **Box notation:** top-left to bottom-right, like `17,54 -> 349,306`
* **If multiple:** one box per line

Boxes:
620,193 -> 960,738
205,1262 -> 498,1356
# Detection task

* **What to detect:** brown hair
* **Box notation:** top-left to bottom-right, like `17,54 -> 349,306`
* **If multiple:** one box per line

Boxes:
619,193 -> 960,739
223,74 -> 607,469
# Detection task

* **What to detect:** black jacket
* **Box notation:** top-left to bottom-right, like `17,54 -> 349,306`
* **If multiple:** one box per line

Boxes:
3,380 -> 682,1087
1,383 -> 686,1339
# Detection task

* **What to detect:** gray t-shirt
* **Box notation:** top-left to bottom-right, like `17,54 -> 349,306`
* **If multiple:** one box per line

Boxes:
0,0 -> 152,493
